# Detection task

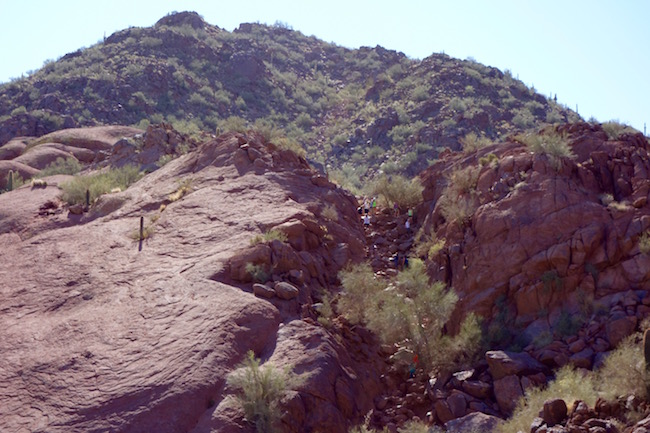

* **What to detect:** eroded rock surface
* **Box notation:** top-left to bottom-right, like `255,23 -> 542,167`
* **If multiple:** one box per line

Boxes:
0,131 -> 381,433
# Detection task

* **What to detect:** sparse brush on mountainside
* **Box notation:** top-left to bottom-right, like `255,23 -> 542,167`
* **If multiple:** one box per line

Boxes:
60,165 -> 142,205
0,11 -> 579,184
515,127 -> 574,170
499,333 -> 648,433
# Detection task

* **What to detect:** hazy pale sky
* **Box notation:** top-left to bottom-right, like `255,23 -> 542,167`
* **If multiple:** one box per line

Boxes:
1,0 -> 648,133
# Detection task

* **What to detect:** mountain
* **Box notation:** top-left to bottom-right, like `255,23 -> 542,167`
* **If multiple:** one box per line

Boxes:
2,10 -> 650,433
0,11 -> 579,184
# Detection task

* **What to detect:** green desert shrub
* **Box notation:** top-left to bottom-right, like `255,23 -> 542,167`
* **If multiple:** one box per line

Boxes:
460,131 -> 492,152
602,121 -> 639,140
597,335 -> 646,400
250,229 -> 288,246
168,178 -> 193,202
517,128 -> 574,170
500,333 -> 647,433
37,157 -> 82,177
60,165 -> 142,205
338,263 -> 385,324
371,174 -> 423,209
437,165 -> 480,226
273,136 -> 306,158
245,263 -> 269,283
219,116 -> 249,133
227,350 -> 302,433
511,107 -> 535,129
499,366 -> 598,433
321,203 -> 338,221
414,229 -> 445,260
518,129 -> 573,159
640,231 -> 650,255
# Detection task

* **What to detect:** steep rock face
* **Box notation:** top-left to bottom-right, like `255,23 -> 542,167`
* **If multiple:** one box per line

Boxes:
0,130 -> 381,432
420,123 -> 650,348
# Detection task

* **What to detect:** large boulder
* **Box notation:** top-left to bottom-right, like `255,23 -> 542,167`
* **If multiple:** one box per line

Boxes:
444,412 -> 501,433
486,350 -> 546,380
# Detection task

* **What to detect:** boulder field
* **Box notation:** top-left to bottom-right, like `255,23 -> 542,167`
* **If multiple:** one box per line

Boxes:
0,130 -> 383,433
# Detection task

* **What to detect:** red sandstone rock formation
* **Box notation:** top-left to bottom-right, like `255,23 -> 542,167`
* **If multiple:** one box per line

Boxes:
0,130 -> 383,432
420,123 -> 650,351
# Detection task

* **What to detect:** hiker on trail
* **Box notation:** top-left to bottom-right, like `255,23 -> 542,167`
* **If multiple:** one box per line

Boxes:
393,202 -> 399,217
364,198 -> 370,215
408,208 -> 415,224
405,217 -> 411,233
363,213 -> 370,226
390,253 -> 399,269
409,353 -> 419,378
371,197 -> 377,215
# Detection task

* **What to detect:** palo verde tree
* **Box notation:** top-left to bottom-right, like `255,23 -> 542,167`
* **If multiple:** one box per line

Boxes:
338,259 -> 481,375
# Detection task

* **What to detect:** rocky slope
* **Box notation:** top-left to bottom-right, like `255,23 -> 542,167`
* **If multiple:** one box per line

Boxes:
408,123 -> 650,428
419,123 -> 650,345
0,129 -> 385,432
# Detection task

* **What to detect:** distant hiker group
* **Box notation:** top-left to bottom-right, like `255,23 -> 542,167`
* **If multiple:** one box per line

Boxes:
359,196 -> 414,232
358,196 -> 378,226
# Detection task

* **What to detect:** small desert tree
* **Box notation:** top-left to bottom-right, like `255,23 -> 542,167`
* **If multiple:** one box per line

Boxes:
338,259 -> 481,375
338,262 -> 385,324
371,174 -> 423,210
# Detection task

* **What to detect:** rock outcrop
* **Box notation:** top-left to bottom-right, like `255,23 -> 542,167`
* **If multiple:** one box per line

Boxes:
420,123 -> 650,350
0,130 -> 382,432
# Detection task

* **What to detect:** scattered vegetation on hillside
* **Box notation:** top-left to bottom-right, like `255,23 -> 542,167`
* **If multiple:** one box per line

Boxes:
499,333 -> 647,433
0,11 -> 580,186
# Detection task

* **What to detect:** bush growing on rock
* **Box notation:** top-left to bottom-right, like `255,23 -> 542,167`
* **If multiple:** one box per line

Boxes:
227,350 -> 302,433
60,165 -> 142,206
437,165 -> 480,227
597,335 -> 646,401
639,231 -> 650,255
460,131 -> 492,152
500,333 -> 648,433
245,263 -> 269,283
413,229 -> 445,260
516,128 -> 574,170
249,229 -> 288,246
601,120 -> 639,140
